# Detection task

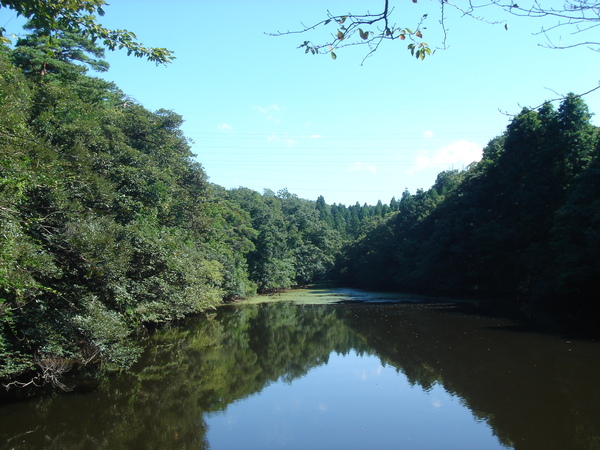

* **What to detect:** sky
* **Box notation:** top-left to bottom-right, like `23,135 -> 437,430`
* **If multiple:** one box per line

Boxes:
2,1 -> 600,206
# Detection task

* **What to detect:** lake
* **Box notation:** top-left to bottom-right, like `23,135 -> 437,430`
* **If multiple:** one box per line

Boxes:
1,287 -> 599,449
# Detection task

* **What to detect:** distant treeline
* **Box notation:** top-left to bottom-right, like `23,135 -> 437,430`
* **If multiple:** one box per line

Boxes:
1,26 -> 599,391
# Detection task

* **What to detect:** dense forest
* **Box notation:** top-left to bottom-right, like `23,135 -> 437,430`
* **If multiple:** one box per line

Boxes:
336,96 -> 600,318
1,8 -> 599,392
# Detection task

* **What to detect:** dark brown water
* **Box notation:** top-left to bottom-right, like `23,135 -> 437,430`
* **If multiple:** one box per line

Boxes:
1,287 -> 599,449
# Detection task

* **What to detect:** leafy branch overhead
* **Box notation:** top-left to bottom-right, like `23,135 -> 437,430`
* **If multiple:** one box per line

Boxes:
269,0 -> 600,63
0,0 -> 174,64
269,0 -> 432,64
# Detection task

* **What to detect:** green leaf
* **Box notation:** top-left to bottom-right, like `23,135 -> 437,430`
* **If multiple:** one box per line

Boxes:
331,51 -> 337,60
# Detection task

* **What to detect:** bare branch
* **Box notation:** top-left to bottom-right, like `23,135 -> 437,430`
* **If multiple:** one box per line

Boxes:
499,82 -> 600,115
2,352 -> 79,392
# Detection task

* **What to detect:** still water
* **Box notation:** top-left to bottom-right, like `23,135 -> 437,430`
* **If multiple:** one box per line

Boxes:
1,287 -> 599,449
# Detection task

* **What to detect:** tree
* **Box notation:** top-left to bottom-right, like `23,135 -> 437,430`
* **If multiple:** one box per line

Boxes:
0,0 -> 173,64
557,93 -> 596,178
316,195 -> 333,226
272,1 -> 600,67
12,26 -> 109,78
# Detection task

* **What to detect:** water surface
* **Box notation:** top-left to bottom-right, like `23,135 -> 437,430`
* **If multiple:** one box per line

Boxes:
1,287 -> 599,449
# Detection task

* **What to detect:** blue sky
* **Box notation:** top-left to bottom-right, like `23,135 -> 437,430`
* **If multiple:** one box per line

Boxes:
3,1 -> 599,205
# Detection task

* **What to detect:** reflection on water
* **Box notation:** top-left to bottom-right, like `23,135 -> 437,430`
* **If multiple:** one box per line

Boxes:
205,350 -> 504,450
1,288 -> 599,449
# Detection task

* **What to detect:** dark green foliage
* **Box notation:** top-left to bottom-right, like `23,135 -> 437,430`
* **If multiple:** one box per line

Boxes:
335,95 -> 600,322
225,188 -> 342,293
0,43 -> 230,389
550,146 -> 600,306
0,0 -> 174,64
12,25 -> 110,79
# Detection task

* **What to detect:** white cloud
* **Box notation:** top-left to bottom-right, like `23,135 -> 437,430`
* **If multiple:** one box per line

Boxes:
256,104 -> 284,123
354,365 -> 384,381
217,123 -> 233,131
423,130 -> 434,139
348,162 -> 377,174
410,140 -> 482,172
256,104 -> 281,114
310,134 -> 322,139
316,403 -> 329,412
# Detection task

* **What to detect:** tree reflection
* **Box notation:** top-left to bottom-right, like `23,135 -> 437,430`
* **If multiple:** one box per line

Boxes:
2,300 -> 600,449
335,302 -> 600,450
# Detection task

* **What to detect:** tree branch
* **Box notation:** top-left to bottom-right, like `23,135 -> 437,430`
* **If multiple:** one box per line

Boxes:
268,0 -> 432,63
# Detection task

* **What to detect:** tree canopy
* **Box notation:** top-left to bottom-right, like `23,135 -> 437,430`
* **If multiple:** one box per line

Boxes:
0,0 -> 174,64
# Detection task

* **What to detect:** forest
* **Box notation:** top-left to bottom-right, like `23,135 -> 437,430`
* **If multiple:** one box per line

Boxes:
1,5 -> 599,392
